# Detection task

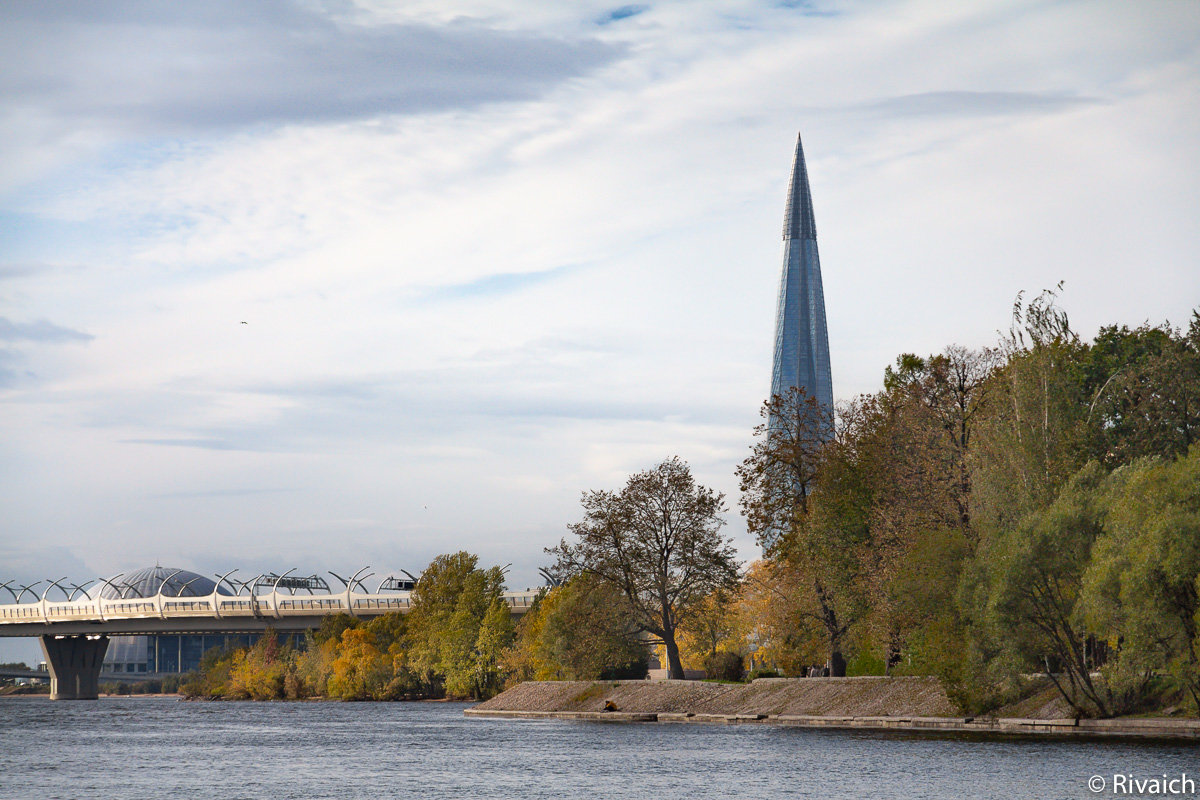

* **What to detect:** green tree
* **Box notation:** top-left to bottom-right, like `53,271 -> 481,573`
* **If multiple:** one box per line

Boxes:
1082,318 -> 1200,466
976,463 -> 1114,716
468,598 -> 516,699
537,575 -> 647,680
883,526 -> 971,677
1081,449 -> 1200,710
407,551 -> 507,699
549,457 -> 739,680
971,286 -> 1090,535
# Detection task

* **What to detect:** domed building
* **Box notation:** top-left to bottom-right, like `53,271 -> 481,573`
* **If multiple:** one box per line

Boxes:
98,565 -> 231,600
100,566 -> 260,676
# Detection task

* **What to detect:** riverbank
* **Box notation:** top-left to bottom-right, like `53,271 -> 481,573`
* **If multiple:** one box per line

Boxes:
465,677 -> 1200,740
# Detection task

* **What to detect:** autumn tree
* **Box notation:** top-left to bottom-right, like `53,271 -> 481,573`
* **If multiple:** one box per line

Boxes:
884,344 -> 995,531
738,387 -> 868,675
548,457 -> 739,680
327,626 -> 395,700
850,346 -> 993,669
736,387 -> 831,553
676,587 -> 743,670
737,558 -> 838,675
508,575 -> 647,681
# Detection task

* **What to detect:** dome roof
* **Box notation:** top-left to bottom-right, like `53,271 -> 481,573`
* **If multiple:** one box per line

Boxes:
99,566 -> 231,599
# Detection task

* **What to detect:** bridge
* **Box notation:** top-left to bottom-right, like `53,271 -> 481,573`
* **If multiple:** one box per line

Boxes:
1,566 -> 539,700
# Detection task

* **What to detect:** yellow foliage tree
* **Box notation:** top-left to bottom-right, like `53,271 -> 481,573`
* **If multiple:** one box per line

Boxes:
327,627 -> 394,700
675,588 -> 745,671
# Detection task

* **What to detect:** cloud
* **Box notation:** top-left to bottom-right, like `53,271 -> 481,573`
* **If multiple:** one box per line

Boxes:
0,317 -> 93,343
0,545 -> 97,587
120,437 -> 247,451
0,264 -> 44,281
150,487 -> 297,500
0,0 -> 622,190
421,263 -> 584,302
0,349 -> 17,387
0,1 -> 619,133
0,0 -> 1197,591
852,91 -> 1104,119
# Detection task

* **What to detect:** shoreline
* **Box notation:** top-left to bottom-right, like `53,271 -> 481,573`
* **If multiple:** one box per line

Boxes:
465,678 -> 1200,741
464,707 -> 1200,740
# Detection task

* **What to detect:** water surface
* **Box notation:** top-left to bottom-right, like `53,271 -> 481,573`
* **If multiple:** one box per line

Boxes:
0,697 -> 1194,799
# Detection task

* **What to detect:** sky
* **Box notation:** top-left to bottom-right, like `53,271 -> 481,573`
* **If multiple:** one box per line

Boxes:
1,0 -> 1198,660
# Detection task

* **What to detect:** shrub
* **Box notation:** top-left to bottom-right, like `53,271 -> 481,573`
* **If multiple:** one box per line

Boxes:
747,668 -> 781,680
704,650 -> 744,682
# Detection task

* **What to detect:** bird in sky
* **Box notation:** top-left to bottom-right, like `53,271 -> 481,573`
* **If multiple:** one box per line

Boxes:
240,321 -> 248,325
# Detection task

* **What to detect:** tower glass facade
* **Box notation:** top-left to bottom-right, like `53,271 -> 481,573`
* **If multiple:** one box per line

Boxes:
771,134 -> 833,414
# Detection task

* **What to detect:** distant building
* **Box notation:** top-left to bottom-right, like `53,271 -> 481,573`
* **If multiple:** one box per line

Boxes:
97,566 -> 273,676
771,133 -> 833,414
103,632 -> 261,676
764,134 -> 834,553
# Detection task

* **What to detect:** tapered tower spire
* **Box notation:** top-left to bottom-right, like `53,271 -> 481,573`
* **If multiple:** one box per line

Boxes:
783,135 -> 817,241
771,133 -> 833,415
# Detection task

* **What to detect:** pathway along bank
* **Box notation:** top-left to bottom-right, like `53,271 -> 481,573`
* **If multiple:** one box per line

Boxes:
465,677 -> 1200,741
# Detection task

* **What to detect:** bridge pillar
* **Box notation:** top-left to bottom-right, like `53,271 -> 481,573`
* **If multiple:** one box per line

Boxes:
40,634 -> 109,700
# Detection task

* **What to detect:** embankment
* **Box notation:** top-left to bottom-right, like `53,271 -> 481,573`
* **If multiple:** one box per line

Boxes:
465,677 -> 1200,740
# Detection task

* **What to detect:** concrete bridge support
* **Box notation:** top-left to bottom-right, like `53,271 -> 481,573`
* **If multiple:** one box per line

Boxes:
40,634 -> 109,700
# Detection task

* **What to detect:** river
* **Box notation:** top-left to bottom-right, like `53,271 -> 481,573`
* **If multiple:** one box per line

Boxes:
0,696 -> 1195,799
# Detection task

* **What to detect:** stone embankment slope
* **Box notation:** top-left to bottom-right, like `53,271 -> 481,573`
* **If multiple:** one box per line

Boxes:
466,677 -> 1200,740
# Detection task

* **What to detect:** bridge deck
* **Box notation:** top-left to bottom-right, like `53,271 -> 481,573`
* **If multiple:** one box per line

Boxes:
0,591 -> 537,637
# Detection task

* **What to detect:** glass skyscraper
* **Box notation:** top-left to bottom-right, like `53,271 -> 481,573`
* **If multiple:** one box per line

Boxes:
771,133 -> 833,414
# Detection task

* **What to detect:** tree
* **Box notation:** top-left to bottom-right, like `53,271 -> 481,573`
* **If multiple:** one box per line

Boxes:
738,387 -> 867,675
736,387 -> 831,553
548,457 -> 739,680
468,598 -> 515,698
676,587 -> 743,670
514,575 -> 648,680
977,463 -> 1113,716
1080,449 -> 1200,711
971,286 -> 1090,534
848,348 -> 991,670
327,626 -> 393,700
893,345 -> 996,531
407,551 -> 507,698
737,558 -> 842,676
1082,318 -> 1200,467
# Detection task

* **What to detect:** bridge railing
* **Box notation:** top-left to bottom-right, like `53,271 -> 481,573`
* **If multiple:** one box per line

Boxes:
0,589 -> 540,627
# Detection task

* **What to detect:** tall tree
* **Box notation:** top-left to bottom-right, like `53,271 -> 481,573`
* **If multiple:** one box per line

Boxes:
736,387 -> 830,553
977,463 -> 1113,716
738,387 -> 867,675
971,286 -> 1090,534
907,345 -> 996,530
548,457 -> 739,680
